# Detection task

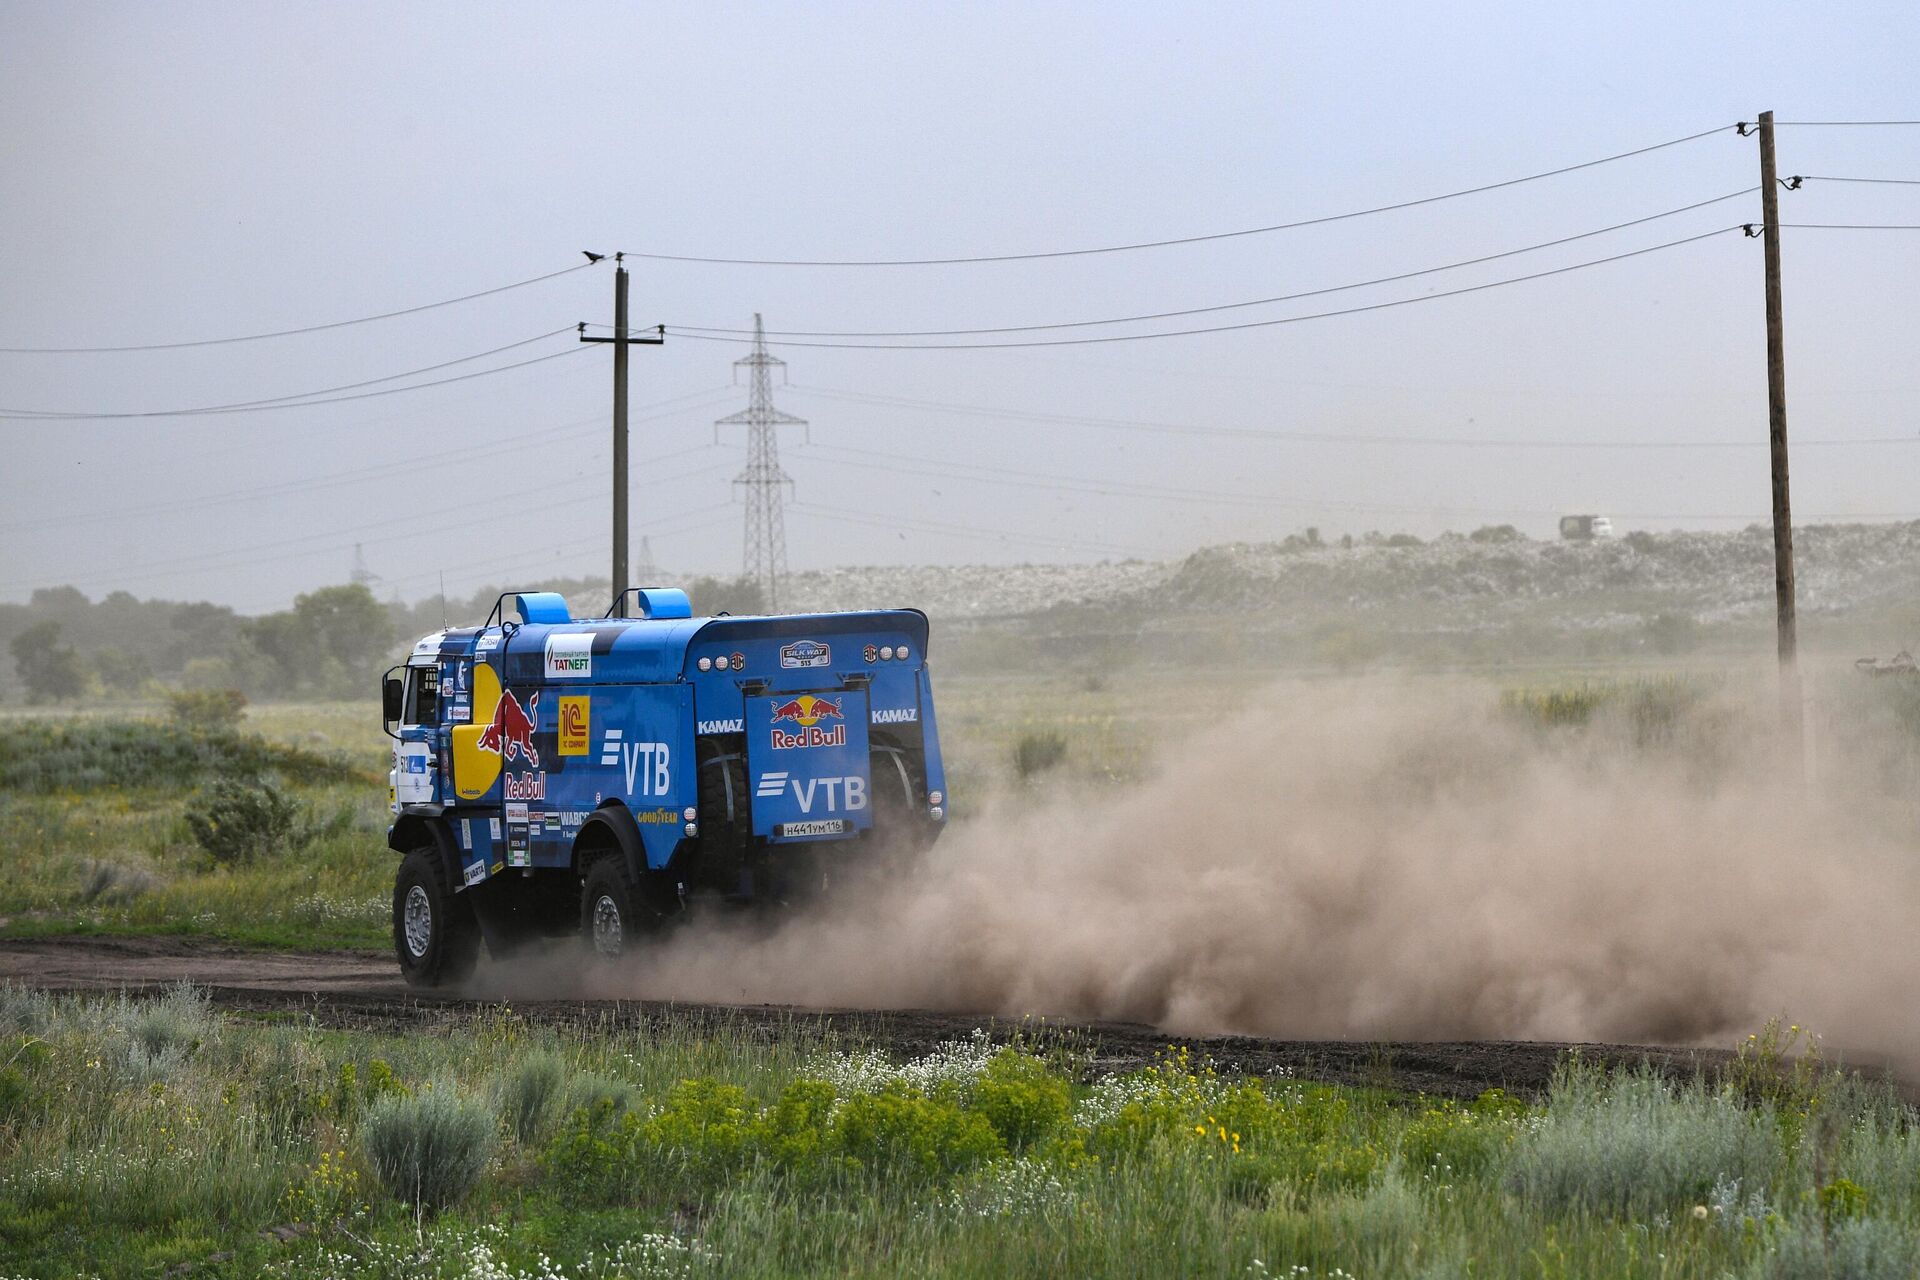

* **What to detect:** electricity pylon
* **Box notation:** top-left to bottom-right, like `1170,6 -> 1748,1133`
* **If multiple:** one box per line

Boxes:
715,315 -> 807,610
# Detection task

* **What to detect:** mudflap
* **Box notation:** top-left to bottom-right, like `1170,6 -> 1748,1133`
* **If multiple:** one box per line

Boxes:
744,690 -> 872,843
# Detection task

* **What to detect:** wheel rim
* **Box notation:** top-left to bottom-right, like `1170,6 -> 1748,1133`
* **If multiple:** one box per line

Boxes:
591,894 -> 624,956
402,884 -> 433,958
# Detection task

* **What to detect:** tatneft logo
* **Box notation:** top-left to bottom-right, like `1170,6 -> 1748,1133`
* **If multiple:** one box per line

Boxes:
871,707 -> 918,724
544,633 -> 593,679
756,772 -> 868,813
600,728 -> 671,796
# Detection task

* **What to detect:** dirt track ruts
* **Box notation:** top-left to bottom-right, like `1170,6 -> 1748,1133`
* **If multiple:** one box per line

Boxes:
0,934 -> 1736,1100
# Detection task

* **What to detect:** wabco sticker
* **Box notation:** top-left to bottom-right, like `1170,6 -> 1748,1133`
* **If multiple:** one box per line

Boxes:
463,860 -> 487,887
768,695 -> 846,749
558,695 -> 590,755
871,707 -> 918,724
600,729 -> 672,796
698,718 -> 743,735
779,640 -> 830,669
544,633 -> 593,679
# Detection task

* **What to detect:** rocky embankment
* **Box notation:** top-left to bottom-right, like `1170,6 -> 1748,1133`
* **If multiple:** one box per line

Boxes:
779,522 -> 1920,633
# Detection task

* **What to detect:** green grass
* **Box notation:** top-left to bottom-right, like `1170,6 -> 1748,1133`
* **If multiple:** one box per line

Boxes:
1,988 -> 1916,1278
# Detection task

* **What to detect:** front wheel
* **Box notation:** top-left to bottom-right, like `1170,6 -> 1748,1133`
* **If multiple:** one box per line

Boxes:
392,847 -> 481,988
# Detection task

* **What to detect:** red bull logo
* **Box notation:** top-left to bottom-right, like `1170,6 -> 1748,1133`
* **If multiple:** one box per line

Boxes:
768,694 -> 846,750
476,690 -> 540,767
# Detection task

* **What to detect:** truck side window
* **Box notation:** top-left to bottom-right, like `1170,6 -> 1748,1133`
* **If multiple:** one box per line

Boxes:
402,667 -> 440,726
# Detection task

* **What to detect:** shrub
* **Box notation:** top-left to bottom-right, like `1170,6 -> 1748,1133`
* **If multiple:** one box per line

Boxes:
0,983 -> 55,1036
1504,1065 -> 1781,1217
0,718 -> 365,792
361,1086 -> 497,1210
834,1085 -> 1003,1180
973,1050 -> 1071,1153
119,983 -> 216,1058
1013,732 -> 1068,779
642,1078 -> 758,1183
185,776 -> 311,864
1760,1215 -> 1920,1280
498,1049 -> 566,1145
166,688 -> 248,733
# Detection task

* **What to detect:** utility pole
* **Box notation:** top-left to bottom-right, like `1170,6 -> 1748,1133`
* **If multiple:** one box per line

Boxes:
716,315 -> 807,611
1749,111 -> 1803,758
579,254 -> 664,616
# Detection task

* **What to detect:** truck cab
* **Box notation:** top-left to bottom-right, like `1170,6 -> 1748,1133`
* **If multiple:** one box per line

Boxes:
382,588 -> 948,986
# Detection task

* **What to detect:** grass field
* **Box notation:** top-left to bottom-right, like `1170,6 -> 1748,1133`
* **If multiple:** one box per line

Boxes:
3,985 -> 1916,1279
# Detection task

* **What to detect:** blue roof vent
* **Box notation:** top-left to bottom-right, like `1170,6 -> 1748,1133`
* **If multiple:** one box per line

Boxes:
630,587 -> 692,620
514,592 -> 572,624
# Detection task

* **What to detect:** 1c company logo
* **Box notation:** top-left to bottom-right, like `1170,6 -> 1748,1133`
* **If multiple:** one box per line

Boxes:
558,695 -> 589,756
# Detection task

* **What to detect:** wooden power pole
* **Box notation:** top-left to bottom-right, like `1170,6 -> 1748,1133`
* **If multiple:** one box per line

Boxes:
1754,111 -> 1803,755
579,254 -> 664,616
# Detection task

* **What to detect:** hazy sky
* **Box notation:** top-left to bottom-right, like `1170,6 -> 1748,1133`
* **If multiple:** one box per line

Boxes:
3,1 -> 1916,612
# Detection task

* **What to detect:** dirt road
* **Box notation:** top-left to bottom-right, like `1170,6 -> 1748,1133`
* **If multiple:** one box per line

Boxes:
0,934 -> 1745,1099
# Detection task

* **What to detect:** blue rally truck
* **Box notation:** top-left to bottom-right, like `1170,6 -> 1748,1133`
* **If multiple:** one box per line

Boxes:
381,588 -> 948,986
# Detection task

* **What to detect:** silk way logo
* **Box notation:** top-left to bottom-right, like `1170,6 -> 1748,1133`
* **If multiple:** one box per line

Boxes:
779,640 -> 830,669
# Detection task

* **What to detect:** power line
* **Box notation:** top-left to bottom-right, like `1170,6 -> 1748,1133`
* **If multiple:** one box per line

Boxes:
1793,175 -> 1920,186
623,124 -> 1735,267
653,191 -> 1756,340
1769,120 -> 1920,127
790,384 -> 1920,449
0,260 -> 602,354
0,330 -> 594,420
1779,223 -> 1920,230
3,458 -> 740,593
666,228 -> 1741,351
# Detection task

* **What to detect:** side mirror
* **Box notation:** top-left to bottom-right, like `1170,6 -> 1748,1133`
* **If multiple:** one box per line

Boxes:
382,673 -> 404,733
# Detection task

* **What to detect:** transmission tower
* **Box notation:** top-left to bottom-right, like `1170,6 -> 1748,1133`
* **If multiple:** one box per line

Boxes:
716,315 -> 807,609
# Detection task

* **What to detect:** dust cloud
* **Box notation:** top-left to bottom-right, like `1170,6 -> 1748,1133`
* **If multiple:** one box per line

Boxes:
612,679 -> 1920,1064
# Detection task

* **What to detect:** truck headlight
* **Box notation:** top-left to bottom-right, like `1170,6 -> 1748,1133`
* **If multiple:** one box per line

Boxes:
927,790 -> 943,806
929,805 -> 945,821
684,821 -> 699,836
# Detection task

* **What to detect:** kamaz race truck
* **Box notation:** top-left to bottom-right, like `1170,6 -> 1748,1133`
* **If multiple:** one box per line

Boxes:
381,588 -> 948,987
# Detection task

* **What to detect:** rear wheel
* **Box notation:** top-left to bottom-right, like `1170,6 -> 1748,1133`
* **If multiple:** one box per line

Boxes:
392,847 -> 481,988
866,745 -> 929,861
579,855 -> 668,960
696,741 -> 750,895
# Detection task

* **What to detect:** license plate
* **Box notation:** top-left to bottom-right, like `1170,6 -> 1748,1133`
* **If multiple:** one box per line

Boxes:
780,819 -> 847,837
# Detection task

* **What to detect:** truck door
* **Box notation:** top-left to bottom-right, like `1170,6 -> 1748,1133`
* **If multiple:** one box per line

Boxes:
394,664 -> 441,807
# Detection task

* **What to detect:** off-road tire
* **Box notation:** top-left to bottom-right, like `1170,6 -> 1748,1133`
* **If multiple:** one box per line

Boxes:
579,855 -> 668,961
867,745 -> 928,860
697,742 -> 750,895
392,847 -> 481,988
